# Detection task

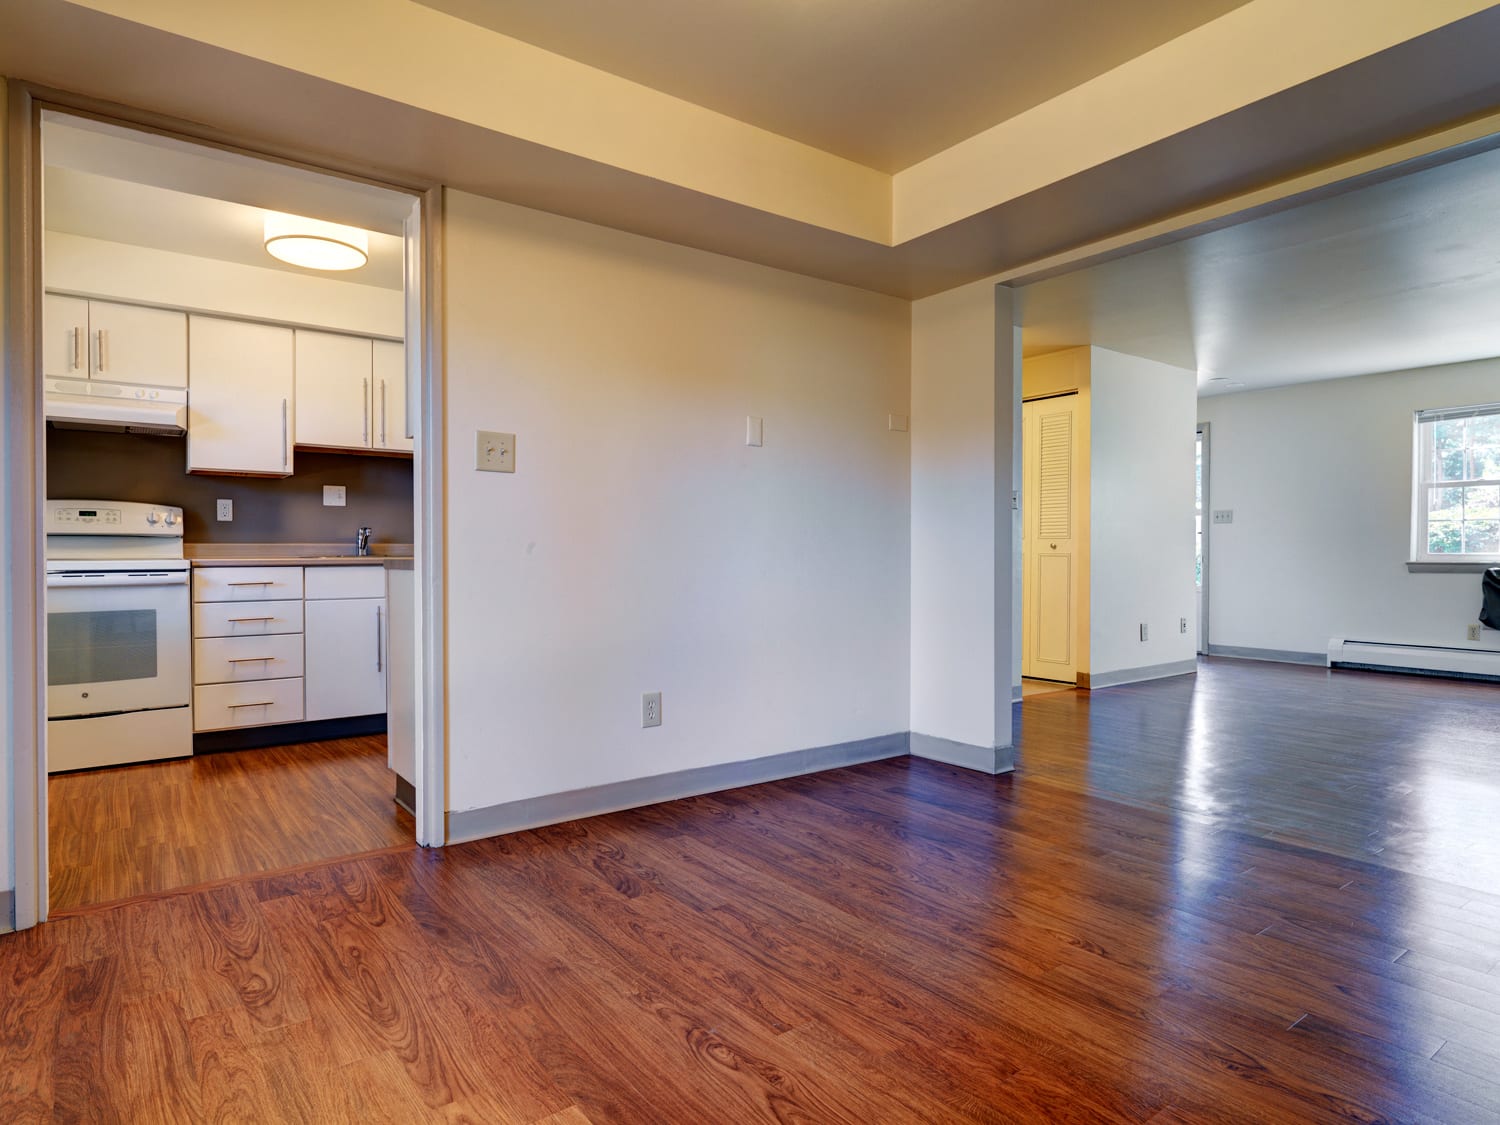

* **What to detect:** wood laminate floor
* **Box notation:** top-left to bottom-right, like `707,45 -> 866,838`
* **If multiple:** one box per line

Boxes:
48,735 -> 412,912
5,661 -> 1500,1121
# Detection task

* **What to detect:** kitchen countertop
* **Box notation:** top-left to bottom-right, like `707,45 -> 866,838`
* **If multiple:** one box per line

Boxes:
186,542 -> 414,567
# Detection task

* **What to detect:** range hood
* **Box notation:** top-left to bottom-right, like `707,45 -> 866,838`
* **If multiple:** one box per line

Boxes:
45,378 -> 187,436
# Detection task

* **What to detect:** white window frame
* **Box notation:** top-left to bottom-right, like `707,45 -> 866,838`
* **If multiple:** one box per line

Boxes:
1412,403 -> 1500,564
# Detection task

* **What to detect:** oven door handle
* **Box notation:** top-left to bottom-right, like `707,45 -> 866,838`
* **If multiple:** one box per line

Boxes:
46,571 -> 190,588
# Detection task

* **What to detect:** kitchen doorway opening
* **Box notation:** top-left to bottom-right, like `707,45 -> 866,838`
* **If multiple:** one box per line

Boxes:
8,93 -> 445,926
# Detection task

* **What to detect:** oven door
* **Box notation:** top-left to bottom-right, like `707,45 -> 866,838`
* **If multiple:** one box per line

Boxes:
46,568 -> 191,718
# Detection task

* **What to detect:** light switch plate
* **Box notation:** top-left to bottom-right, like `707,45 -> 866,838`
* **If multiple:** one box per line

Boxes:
216,498 -> 233,522
745,416 -> 763,447
477,430 -> 516,473
1213,509 -> 1234,524
889,413 -> 909,432
323,485 -> 346,507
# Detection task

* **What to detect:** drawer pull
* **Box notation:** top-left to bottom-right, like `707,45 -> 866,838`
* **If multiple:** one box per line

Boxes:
226,656 -> 275,664
227,700 -> 274,709
227,581 -> 276,587
227,616 -> 275,623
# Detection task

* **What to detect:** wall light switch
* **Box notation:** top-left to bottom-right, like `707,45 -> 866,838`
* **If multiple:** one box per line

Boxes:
889,413 -> 909,432
323,485 -> 346,507
477,430 -> 516,473
746,416 -> 764,447
1213,510 -> 1234,524
216,499 -> 233,522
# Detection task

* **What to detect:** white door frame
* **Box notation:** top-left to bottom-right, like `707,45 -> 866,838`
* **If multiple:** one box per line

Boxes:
1197,421 -> 1212,656
3,84 -> 449,929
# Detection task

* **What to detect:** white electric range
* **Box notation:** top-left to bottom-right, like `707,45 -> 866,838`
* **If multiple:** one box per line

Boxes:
45,499 -> 193,772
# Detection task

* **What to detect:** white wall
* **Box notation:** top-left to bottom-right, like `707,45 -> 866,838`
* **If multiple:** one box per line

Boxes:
909,280 -> 1019,755
1197,358 -> 1500,654
1089,348 -> 1199,675
443,192 -> 911,812
44,232 -> 403,338
910,279 -> 998,748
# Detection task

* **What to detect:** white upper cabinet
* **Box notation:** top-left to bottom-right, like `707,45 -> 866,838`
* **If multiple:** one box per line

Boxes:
187,316 -> 295,476
43,294 -> 187,387
295,330 -> 374,450
43,295 -> 89,379
372,339 -> 412,452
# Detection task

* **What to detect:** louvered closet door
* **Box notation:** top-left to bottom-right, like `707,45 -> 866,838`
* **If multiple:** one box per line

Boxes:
1022,394 -> 1078,683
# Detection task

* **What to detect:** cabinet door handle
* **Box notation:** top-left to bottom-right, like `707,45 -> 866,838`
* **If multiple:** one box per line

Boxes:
96,328 -> 109,374
362,377 -> 369,444
71,326 -> 83,371
282,398 -> 289,468
375,605 -> 383,673
379,379 -> 387,447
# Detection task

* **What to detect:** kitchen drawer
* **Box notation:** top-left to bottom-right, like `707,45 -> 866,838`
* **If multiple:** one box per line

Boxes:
194,566 -> 304,603
194,677 -> 304,731
304,565 -> 386,600
194,634 -> 305,686
193,599 -> 303,638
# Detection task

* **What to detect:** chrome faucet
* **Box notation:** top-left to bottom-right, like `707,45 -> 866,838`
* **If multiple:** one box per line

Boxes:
356,527 -> 372,556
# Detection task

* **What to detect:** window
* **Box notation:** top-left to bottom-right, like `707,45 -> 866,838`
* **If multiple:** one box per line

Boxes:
1414,404 -> 1500,562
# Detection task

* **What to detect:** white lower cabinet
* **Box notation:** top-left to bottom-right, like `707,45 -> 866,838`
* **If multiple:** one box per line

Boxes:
305,595 -> 387,721
191,563 -> 387,734
195,677 -> 305,731
193,566 -> 306,733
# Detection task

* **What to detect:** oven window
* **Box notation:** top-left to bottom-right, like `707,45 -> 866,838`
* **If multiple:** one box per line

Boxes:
48,609 -> 159,686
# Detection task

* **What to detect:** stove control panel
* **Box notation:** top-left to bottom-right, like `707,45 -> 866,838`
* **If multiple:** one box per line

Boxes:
47,500 -> 184,537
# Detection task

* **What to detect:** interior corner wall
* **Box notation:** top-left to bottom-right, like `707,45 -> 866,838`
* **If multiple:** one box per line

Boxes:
1088,347 -> 1198,678
1196,358 -> 1500,655
442,192 -> 912,816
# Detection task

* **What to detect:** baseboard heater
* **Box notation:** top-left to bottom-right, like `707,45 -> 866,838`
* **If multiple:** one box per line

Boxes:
1327,638 -> 1500,683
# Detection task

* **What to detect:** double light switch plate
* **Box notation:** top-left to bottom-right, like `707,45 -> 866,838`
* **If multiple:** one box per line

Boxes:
477,430 -> 516,473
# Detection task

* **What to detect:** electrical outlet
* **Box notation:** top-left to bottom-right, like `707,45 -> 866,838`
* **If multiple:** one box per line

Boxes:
323,485 -> 346,507
642,691 -> 662,728
1139,623 -> 1149,642
216,498 -> 233,522
1180,617 -> 1188,634
1470,624 -> 1483,641
477,430 -> 516,473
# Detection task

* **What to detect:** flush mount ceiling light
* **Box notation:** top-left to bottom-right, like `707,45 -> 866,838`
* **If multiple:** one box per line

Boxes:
263,212 -> 370,271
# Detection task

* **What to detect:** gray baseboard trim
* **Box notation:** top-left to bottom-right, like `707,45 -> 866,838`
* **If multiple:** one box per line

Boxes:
909,733 -> 1015,775
447,732 -> 909,844
1081,659 -> 1200,690
1208,644 -> 1327,666
0,888 -> 13,934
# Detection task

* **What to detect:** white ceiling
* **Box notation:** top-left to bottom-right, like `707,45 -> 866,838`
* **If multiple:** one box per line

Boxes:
1019,139 -> 1500,395
417,0 -> 1249,172
42,116 -> 408,291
